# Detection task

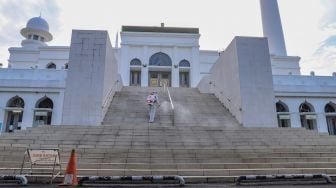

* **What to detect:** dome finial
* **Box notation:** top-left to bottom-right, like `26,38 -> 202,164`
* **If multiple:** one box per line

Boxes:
39,11 -> 42,18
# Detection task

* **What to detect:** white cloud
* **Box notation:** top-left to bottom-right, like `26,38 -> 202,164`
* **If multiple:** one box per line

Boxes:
0,0 -> 335,76
296,0 -> 336,75
319,0 -> 336,29
0,0 -> 60,66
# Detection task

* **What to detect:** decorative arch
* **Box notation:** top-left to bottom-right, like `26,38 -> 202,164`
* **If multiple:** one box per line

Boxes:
179,59 -> 190,67
46,62 -> 56,69
149,52 -> 172,66
276,101 -> 289,112
130,58 -> 142,66
325,102 -> 336,113
7,96 -> 24,108
36,97 -> 53,109
299,102 -> 315,112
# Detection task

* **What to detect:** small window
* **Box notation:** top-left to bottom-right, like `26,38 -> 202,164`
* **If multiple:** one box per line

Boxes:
46,63 -> 56,69
33,35 -> 39,40
40,37 -> 45,42
179,59 -> 190,67
28,35 -> 32,39
130,58 -> 142,66
64,63 -> 69,69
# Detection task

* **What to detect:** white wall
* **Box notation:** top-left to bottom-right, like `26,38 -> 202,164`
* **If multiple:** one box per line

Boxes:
62,30 -> 119,126
273,75 -> 336,133
0,69 -> 67,132
273,75 -> 336,96
8,46 -> 69,70
120,32 -> 200,87
271,55 -> 301,75
208,36 -> 277,127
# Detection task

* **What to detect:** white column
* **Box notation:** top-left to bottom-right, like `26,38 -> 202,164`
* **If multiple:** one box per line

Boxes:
191,47 -> 200,87
172,46 -> 179,87
290,113 -> 301,128
316,114 -> 328,133
22,98 -> 35,130
141,46 -> 149,87
314,103 -> 329,133
260,0 -> 287,56
0,109 -> 5,133
287,100 -> 301,128
120,45 -> 130,86
51,93 -> 63,125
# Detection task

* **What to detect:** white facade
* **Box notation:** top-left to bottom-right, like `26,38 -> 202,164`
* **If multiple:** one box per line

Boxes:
1,0 -> 336,135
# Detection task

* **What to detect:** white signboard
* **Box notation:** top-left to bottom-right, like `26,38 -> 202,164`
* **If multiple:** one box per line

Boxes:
279,115 -> 290,120
28,149 -> 60,165
35,111 -> 48,116
306,115 -> 317,120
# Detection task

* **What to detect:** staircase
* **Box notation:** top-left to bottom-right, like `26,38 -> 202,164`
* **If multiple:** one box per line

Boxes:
1,86 -> 336,182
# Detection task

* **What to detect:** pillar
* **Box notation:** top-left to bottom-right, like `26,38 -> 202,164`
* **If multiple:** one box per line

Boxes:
141,46 -> 149,87
172,46 -> 179,87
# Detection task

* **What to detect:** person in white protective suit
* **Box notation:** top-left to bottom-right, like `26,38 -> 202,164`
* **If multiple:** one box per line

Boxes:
146,91 -> 160,123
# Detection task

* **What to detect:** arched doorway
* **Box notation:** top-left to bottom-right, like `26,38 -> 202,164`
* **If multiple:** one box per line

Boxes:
276,101 -> 291,128
299,102 -> 317,130
129,58 -> 141,86
34,97 -> 53,127
148,52 -> 172,87
325,102 -> 336,135
179,59 -> 190,88
5,96 -> 24,132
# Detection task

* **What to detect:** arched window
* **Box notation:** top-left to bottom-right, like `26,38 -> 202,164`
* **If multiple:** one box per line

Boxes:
179,59 -> 190,67
7,96 -> 24,108
130,58 -> 142,66
5,96 -> 24,132
149,52 -> 172,66
36,97 -> 54,109
325,103 -> 336,113
64,63 -> 69,69
299,101 -> 316,130
276,101 -> 289,112
46,62 -> 56,69
34,97 -> 53,126
325,102 -> 336,135
299,102 -> 314,112
276,101 -> 290,128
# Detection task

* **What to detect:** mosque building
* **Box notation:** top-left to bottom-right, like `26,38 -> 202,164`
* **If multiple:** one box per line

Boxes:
0,0 -> 336,135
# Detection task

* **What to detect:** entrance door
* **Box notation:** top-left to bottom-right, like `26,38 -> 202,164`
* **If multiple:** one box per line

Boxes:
179,72 -> 189,87
149,72 -> 171,87
130,71 -> 141,86
6,110 -> 23,132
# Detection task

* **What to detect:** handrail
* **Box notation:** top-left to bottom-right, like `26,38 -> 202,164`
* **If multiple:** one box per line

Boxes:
102,80 -> 120,109
163,84 -> 175,126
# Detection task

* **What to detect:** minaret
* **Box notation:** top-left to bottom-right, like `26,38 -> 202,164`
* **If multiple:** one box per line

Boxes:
20,16 -> 53,48
260,0 -> 287,56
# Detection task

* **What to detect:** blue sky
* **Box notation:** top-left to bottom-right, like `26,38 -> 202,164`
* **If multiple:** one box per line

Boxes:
0,0 -> 335,75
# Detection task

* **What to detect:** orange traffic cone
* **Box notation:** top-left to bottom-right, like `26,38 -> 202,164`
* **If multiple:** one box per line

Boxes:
60,149 -> 78,186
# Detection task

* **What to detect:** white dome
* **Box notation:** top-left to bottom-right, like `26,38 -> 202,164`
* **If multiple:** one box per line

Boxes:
26,17 -> 49,32
20,16 -> 53,44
